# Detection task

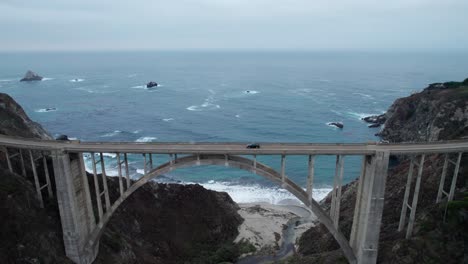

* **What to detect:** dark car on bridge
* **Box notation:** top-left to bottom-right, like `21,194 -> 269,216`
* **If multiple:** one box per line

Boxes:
246,143 -> 260,149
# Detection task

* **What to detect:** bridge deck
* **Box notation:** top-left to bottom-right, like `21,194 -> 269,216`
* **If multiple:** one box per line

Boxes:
0,135 -> 468,155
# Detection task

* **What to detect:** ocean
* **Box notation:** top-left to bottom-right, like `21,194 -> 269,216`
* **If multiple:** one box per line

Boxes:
1,51 -> 467,204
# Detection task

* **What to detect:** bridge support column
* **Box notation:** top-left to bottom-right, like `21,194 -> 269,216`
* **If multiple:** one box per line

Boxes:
350,151 -> 389,264
52,151 -> 98,264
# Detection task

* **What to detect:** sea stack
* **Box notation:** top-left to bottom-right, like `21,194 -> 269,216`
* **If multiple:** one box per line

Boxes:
20,70 -> 43,81
146,81 -> 158,88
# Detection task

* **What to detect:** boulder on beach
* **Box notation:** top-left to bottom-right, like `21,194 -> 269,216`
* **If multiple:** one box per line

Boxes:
146,81 -> 158,88
20,70 -> 43,82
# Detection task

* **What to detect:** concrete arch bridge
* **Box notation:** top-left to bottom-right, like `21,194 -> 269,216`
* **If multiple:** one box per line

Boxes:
0,135 -> 466,264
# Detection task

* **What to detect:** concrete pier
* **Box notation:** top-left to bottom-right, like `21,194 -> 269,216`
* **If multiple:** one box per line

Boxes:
52,151 -> 97,264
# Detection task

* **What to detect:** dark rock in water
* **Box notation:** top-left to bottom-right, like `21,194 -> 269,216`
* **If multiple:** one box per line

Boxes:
55,134 -> 69,141
20,70 -> 43,82
362,114 -> 386,125
368,123 -> 381,128
45,107 -> 56,112
146,81 -> 158,88
328,122 -> 344,129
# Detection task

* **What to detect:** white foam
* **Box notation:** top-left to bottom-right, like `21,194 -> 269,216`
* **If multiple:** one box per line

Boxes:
100,130 -> 122,137
0,79 -> 12,82
163,118 -> 174,122
235,114 -> 241,118
136,169 -> 145,174
35,108 -> 57,113
75,87 -> 118,94
353,93 -> 374,99
136,136 -> 157,142
243,90 -> 259,94
128,74 -> 138,78
41,77 -> 54,81
70,78 -> 85,82
348,112 -> 376,120
132,130 -> 141,134
198,181 -> 332,204
131,85 -> 146,89
102,153 -> 117,158
186,92 -> 220,111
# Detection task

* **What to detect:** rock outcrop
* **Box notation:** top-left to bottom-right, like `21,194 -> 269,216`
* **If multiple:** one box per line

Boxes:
146,81 -> 158,88
327,122 -> 344,129
20,70 -> 43,82
364,78 -> 468,142
0,93 -> 52,139
297,78 -> 468,264
362,114 -> 386,127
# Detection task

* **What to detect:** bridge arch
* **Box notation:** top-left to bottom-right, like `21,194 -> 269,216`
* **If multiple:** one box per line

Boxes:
85,154 -> 357,263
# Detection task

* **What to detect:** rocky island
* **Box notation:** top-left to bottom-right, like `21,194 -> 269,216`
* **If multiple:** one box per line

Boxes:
20,70 -> 43,82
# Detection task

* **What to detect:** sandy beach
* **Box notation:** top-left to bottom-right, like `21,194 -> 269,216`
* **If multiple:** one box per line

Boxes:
235,201 -> 317,256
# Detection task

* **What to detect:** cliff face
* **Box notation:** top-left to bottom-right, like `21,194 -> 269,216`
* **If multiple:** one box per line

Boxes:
0,93 -> 244,264
379,79 -> 468,142
297,79 -> 468,264
0,93 -> 52,140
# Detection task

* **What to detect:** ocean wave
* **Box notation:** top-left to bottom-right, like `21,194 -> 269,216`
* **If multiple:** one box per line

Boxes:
35,107 -> 57,113
198,180 -> 332,204
136,136 -> 158,142
353,92 -> 374,99
131,85 -> 146,89
102,153 -> 117,158
128,73 -> 138,78
186,91 -> 220,111
347,112 -> 376,120
74,87 -> 118,94
0,79 -> 13,82
70,78 -> 85,82
163,118 -> 174,122
42,77 -> 54,81
136,168 -> 145,174
100,130 -> 123,137
235,114 -> 241,118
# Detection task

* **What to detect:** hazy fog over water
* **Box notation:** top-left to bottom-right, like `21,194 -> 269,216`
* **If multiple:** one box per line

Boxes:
1,0 -> 468,52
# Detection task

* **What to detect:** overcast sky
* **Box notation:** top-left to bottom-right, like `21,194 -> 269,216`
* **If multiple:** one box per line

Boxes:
1,0 -> 468,51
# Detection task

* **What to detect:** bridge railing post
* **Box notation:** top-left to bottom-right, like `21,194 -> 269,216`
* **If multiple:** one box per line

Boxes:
52,150 -> 98,264
351,151 -> 390,264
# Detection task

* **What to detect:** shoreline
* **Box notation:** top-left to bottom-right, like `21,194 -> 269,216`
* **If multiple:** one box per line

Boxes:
234,201 -> 317,262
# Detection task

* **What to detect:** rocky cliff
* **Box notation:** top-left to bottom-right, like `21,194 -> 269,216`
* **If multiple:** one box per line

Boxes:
379,79 -> 468,142
295,79 -> 468,264
0,93 -> 245,264
0,93 -> 52,140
